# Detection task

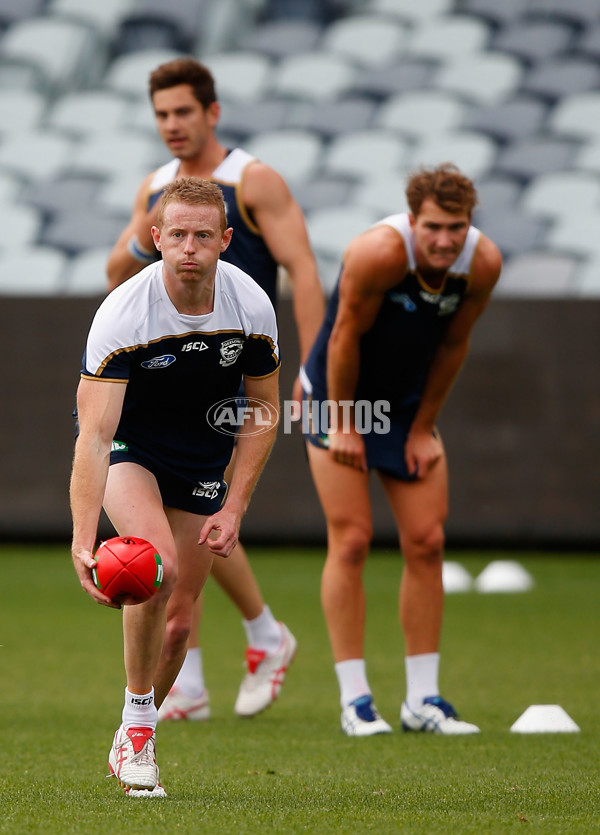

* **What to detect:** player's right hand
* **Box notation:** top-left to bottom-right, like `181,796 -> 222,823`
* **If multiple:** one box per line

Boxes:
71,546 -> 121,608
328,427 -> 368,472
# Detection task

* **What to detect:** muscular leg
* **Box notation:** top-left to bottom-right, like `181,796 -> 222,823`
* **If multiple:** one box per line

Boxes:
103,463 -> 179,696
379,449 -> 448,656
153,506 -> 214,706
306,444 -> 372,662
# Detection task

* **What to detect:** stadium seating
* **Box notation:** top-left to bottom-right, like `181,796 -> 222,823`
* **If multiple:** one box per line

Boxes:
3,0 -> 600,297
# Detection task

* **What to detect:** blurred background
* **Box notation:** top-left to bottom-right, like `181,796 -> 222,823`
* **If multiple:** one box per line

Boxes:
0,0 -> 598,546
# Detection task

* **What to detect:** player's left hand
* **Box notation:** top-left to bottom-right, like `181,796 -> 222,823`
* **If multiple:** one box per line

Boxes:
405,428 -> 443,479
198,508 -> 241,557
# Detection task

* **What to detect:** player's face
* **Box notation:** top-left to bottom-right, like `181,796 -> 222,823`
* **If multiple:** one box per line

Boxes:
152,85 -> 217,159
410,198 -> 471,272
152,202 -> 232,283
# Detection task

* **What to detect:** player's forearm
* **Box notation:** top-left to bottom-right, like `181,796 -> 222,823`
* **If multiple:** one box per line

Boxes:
289,266 -> 326,362
70,437 -> 110,551
411,340 -> 470,432
106,242 -> 151,291
327,328 -> 361,424
223,430 -> 277,517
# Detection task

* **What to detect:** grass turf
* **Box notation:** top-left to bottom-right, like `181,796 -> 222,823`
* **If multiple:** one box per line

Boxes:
0,545 -> 599,833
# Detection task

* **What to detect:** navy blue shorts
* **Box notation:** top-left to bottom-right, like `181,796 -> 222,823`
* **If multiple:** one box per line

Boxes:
110,440 -> 228,515
302,392 -> 419,482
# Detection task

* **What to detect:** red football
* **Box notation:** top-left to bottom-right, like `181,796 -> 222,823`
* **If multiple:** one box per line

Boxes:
92,536 -> 163,605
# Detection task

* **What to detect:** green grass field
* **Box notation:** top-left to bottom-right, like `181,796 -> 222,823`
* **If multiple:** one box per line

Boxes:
1,545 -> 599,834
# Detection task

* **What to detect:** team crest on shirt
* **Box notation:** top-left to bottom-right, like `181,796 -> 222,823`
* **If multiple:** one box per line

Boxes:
219,337 -> 244,367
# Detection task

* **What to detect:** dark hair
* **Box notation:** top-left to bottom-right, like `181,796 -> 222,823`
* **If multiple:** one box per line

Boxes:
406,163 -> 478,217
156,177 -> 227,232
149,57 -> 217,109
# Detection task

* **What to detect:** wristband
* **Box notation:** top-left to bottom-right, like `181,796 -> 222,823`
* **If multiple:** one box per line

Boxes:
127,234 -> 157,264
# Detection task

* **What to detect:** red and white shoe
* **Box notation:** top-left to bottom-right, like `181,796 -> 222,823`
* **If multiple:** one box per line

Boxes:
234,623 -> 297,717
124,782 -> 167,798
157,687 -> 210,721
108,725 -> 158,790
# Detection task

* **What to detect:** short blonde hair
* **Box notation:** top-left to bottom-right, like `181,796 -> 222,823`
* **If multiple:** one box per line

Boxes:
156,177 -> 227,232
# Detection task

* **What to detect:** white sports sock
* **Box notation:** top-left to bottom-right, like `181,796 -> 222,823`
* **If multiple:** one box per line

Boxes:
173,647 -> 205,698
405,652 -> 440,712
242,605 -> 281,654
122,687 -> 158,730
335,658 -> 371,709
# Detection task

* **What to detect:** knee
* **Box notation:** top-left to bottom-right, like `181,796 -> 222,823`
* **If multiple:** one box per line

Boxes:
329,522 -> 372,569
163,608 -> 192,655
402,523 -> 445,566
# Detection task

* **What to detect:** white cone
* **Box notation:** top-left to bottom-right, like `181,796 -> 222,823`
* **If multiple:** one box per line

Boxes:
442,561 -> 473,593
474,560 -> 534,593
510,704 -> 580,733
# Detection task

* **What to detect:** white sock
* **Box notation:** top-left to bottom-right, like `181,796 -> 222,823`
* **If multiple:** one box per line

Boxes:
173,648 -> 205,698
122,687 -> 158,730
243,605 -> 281,654
335,659 -> 370,709
405,653 -> 440,712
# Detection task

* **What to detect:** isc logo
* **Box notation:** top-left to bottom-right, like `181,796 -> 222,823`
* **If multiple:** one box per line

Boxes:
181,341 -> 208,352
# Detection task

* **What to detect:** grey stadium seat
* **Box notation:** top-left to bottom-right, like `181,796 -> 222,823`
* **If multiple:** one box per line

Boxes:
471,208 -> 548,257
520,58 -> 600,103
240,19 -> 323,60
39,208 -> 128,256
103,49 -> 183,99
323,129 -> 409,181
21,175 -> 105,219
462,97 -> 549,144
350,59 -> 435,101
545,212 -> 600,259
244,128 -> 323,184
286,97 -> 378,139
291,177 -> 356,214
0,202 -> 42,247
217,100 -> 291,143
0,16 -> 108,95
46,91 -> 132,139
407,130 -> 497,181
454,0 -> 529,28
525,0 -> 600,28
573,256 -> 600,296
493,138 -> 578,182
0,246 -> 69,296
204,52 -> 273,103
0,130 -> 76,182
433,52 -> 523,106
520,171 -> 600,220
375,90 -> 469,141
0,88 -> 46,136
47,0 -> 137,41
63,247 -> 112,296
475,176 -> 524,214
115,0 -> 207,55
492,20 -> 577,67
404,15 -> 492,62
269,51 -> 357,102
495,252 -> 580,298
0,0 -> 47,27
550,92 -> 600,141
321,14 -> 408,68
365,0 -> 453,25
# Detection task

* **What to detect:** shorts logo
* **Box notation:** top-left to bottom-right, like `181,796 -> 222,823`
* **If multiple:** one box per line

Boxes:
141,354 -> 176,369
192,481 -> 221,500
111,441 -> 129,452
219,338 -> 244,367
